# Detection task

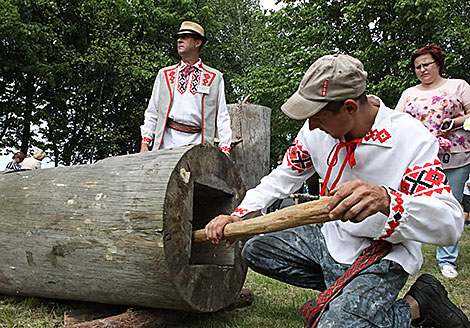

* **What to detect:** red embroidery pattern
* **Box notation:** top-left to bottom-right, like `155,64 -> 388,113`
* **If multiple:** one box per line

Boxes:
301,240 -> 391,327
169,71 -> 176,84
380,159 -> 451,240
363,129 -> 391,143
379,188 -> 404,240
202,73 -> 211,86
167,120 -> 200,133
286,139 -> 313,173
141,137 -> 152,144
401,159 -> 451,196
232,208 -> 248,216
220,146 -> 230,154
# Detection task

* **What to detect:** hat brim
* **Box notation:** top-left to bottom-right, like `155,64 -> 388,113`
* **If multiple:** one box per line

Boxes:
174,31 -> 208,43
281,90 -> 329,120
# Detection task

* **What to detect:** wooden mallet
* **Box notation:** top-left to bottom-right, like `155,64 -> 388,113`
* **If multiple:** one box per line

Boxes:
193,197 -> 335,243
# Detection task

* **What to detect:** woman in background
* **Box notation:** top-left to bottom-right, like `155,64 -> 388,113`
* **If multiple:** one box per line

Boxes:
21,150 -> 46,170
396,43 -> 470,279
5,152 -> 25,171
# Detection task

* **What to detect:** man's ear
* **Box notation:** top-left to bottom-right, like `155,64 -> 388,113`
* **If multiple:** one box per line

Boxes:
195,38 -> 203,49
343,99 -> 359,115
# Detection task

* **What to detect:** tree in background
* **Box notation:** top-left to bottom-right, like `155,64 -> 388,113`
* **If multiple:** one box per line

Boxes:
0,0 -> 262,165
243,0 -> 470,163
1,0 -> 469,166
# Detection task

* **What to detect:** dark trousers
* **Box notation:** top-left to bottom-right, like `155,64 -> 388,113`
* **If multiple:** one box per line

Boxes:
242,225 -> 412,327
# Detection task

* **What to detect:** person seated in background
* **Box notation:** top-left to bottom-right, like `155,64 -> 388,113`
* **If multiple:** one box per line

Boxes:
21,150 -> 46,170
5,152 -> 25,171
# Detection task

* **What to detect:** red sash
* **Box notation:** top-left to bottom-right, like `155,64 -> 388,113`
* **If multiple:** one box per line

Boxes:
301,240 -> 392,327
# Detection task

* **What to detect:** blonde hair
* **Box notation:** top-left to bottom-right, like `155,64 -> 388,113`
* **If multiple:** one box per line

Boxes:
33,150 -> 46,160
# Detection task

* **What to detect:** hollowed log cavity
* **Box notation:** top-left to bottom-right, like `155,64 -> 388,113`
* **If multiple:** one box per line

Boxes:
190,182 -> 235,266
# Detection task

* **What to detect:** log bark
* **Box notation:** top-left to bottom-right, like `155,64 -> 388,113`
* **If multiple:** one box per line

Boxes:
193,197 -> 334,243
64,289 -> 254,327
0,144 -> 246,312
64,309 -> 187,328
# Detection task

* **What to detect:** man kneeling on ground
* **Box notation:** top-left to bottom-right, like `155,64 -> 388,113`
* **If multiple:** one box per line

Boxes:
205,54 -> 469,328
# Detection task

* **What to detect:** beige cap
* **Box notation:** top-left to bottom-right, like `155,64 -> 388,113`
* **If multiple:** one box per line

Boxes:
281,54 -> 368,120
174,21 -> 207,44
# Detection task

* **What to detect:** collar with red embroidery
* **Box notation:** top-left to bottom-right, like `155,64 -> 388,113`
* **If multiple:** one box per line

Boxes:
179,59 -> 203,71
361,96 -> 393,148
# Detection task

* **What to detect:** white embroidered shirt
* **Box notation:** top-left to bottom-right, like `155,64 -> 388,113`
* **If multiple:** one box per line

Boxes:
232,96 -> 463,275
140,60 -> 232,154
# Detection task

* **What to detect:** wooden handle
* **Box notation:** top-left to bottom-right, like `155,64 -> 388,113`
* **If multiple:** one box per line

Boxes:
193,197 -> 335,243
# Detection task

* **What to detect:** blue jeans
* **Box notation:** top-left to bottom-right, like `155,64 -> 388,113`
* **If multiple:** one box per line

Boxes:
437,164 -> 470,268
242,225 -> 412,328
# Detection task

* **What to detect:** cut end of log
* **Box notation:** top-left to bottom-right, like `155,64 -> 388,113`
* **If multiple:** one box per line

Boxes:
162,145 -> 248,312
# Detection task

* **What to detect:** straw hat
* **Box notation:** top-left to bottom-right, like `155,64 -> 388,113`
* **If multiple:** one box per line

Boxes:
174,21 -> 207,44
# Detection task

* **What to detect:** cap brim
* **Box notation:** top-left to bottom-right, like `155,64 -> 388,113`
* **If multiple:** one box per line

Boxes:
174,31 -> 207,43
281,90 -> 328,120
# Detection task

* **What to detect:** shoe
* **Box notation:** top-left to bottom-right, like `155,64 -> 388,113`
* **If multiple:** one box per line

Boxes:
440,264 -> 458,279
465,220 -> 470,226
406,273 -> 470,327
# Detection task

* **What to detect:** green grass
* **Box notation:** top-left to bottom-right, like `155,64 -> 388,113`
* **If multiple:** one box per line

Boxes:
1,227 -> 469,327
0,296 -> 66,328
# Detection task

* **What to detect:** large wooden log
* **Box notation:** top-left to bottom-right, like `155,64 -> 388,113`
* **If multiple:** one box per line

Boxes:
227,103 -> 271,190
0,145 -> 246,312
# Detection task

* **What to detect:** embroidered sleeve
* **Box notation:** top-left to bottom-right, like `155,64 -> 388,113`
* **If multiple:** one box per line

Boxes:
231,207 -> 249,217
141,137 -> 152,145
215,78 -> 232,150
230,132 -> 315,218
378,159 -> 458,244
220,146 -> 231,155
286,138 -> 313,174
399,159 -> 450,196
379,187 -> 406,240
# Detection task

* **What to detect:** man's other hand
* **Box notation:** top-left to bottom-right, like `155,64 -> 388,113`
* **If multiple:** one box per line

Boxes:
327,179 -> 390,223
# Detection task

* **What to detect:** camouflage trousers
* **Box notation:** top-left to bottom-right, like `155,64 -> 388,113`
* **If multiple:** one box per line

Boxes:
242,225 -> 412,328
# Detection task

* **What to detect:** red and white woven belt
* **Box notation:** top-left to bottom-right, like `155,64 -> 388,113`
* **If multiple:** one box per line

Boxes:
167,119 -> 201,134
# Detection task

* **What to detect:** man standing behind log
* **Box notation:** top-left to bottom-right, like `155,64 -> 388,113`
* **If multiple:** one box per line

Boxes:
140,21 -> 232,156
205,54 -> 469,327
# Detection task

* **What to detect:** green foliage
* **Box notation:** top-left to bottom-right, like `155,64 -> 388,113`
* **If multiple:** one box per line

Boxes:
1,0 -> 470,165
239,0 -> 470,163
0,0 -> 262,165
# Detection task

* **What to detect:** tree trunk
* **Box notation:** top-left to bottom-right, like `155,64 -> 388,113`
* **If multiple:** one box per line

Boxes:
227,103 -> 271,190
0,144 -> 246,312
